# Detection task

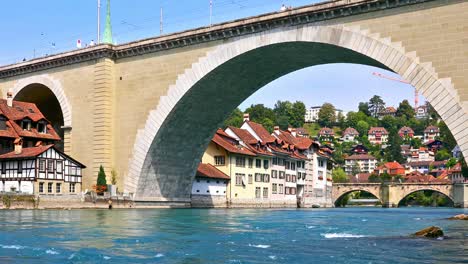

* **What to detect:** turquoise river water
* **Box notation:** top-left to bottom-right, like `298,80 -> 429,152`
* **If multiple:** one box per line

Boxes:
0,208 -> 466,263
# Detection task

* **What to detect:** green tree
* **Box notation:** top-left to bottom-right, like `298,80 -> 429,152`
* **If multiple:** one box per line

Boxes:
396,99 -> 415,120
384,130 -> 405,163
97,165 -> 107,189
358,102 -> 371,116
435,149 -> 451,161
224,108 -> 244,128
355,120 -> 369,137
368,95 -> 386,118
446,158 -> 457,168
276,115 -> 289,130
261,117 -> 274,133
290,101 -> 306,128
318,103 -> 336,127
380,115 -> 398,131
246,104 -> 275,123
438,121 -> 457,150
332,168 -> 349,183
410,138 -> 422,149
336,111 -> 346,129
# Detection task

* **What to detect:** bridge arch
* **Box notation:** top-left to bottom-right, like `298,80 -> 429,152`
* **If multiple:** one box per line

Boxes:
11,75 -> 72,152
333,188 -> 382,207
126,24 -> 466,200
392,185 -> 454,207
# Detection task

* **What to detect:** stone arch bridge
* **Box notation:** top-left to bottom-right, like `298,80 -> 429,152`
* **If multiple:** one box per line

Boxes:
0,0 -> 467,205
333,183 -> 468,208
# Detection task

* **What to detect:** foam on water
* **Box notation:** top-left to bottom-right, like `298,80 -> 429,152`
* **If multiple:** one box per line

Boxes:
155,253 -> 164,258
269,255 -> 277,260
248,244 -> 271,249
46,249 -> 59,255
103,256 -> 111,260
0,245 -> 24,249
322,233 -> 367,239
306,225 -> 316,229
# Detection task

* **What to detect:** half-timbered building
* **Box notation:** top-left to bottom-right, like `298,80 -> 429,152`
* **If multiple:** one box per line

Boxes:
0,144 -> 85,194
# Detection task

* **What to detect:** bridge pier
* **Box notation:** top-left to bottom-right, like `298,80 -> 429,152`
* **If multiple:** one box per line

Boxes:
453,183 -> 468,208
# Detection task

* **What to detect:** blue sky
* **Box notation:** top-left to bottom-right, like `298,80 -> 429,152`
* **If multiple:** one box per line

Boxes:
0,0 -> 421,112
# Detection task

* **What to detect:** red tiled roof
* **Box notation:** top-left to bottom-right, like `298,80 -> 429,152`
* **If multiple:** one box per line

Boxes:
424,125 -> 439,133
398,126 -> 414,135
318,127 -> 334,136
380,107 -> 397,114
343,127 -> 359,136
228,126 -> 258,145
296,127 -> 309,135
345,154 -> 376,160
381,161 -> 404,170
406,160 -> 447,167
211,132 -> 256,156
348,173 -> 371,183
368,127 -> 388,135
405,174 -> 449,183
196,163 -> 230,180
245,121 -> 275,143
0,99 -> 60,141
0,144 -> 53,159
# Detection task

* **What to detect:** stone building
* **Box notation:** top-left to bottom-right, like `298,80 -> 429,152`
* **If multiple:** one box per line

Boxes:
345,154 -> 377,174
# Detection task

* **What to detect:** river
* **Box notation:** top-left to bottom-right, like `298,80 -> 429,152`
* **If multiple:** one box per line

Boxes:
0,208 -> 466,263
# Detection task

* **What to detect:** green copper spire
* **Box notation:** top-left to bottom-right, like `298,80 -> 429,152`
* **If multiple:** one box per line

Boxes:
102,0 -> 113,44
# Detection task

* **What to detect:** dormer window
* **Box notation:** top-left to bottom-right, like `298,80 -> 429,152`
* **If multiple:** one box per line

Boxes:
0,116 -> 6,130
37,122 -> 47,134
21,119 -> 31,131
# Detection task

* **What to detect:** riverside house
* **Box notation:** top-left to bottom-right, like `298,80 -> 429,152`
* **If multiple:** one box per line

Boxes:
0,92 -> 85,194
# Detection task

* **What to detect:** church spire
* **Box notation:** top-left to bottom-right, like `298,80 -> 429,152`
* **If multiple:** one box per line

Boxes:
102,0 -> 113,44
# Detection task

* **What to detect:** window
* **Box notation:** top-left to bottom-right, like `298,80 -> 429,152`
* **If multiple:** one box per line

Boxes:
235,157 -> 246,167
279,184 -> 284,194
47,160 -> 54,172
291,188 -> 296,195
255,187 -> 261,198
28,108 -> 35,114
272,183 -> 277,194
291,162 -> 296,171
285,187 -> 289,195
286,174 -> 291,182
248,174 -> 253,184
272,157 -> 278,165
263,187 -> 268,198
47,182 -> 53,193
56,183 -> 61,193
1,161 -> 5,174
263,160 -> 269,169
248,158 -> 253,168
292,175 -> 296,183
285,161 -> 290,170
39,182 -> 44,193
69,183 -> 75,193
271,170 -> 278,178
37,122 -> 47,134
255,173 -> 262,182
56,161 -> 63,173
39,159 -> 46,172
17,161 -> 22,174
0,117 -> 6,130
255,159 -> 261,168
263,174 -> 269,183
235,173 -> 244,186
319,159 -> 324,167
214,156 -> 225,166
279,171 -> 285,179
21,119 -> 31,131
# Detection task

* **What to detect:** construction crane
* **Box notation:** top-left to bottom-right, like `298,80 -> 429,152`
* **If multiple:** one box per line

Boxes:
372,72 -> 419,109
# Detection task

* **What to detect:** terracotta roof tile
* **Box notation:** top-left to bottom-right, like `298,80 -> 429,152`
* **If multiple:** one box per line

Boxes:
368,127 -> 388,135
345,154 -> 376,160
343,127 -> 359,136
212,132 -> 256,156
318,127 -> 334,136
0,144 -> 53,159
245,121 -> 275,143
424,125 -> 439,133
398,126 -> 414,135
196,163 -> 230,180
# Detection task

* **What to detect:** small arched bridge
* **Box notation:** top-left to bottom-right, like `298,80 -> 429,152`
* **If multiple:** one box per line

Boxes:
333,183 -> 468,208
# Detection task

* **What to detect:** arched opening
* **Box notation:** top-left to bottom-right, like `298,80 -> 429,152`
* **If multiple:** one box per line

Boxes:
398,190 -> 454,207
136,42 -> 391,199
129,26 -> 466,201
334,190 -> 381,207
14,83 -> 65,151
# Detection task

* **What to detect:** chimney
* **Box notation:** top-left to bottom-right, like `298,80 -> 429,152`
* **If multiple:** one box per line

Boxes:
14,138 -> 23,154
287,126 -> 293,132
6,89 -> 13,107
243,113 -> 250,122
274,126 -> 280,135
291,128 -> 297,137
